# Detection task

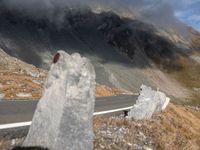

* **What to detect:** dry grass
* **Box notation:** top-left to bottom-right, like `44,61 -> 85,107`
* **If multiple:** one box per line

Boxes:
96,84 -> 133,97
168,55 -> 200,105
0,139 -> 10,150
173,55 -> 200,89
0,71 -> 46,100
94,103 -> 200,150
0,138 -> 24,150
0,70 -> 131,100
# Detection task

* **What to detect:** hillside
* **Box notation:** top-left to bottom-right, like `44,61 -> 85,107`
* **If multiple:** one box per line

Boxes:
0,48 -> 130,99
94,103 -> 200,150
189,28 -> 200,51
0,5 -> 200,150
0,48 -> 47,100
1,8 -> 199,103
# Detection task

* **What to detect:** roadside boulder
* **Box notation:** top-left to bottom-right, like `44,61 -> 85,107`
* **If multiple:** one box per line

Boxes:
23,51 -> 96,150
0,94 -> 4,100
128,85 -> 170,120
0,88 -> 4,100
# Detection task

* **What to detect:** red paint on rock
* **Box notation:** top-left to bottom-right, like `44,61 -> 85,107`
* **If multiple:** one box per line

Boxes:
53,53 -> 60,64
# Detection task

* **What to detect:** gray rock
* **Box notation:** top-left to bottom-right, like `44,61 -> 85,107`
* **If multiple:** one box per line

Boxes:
23,51 -> 96,150
128,85 -> 170,120
0,94 -> 4,100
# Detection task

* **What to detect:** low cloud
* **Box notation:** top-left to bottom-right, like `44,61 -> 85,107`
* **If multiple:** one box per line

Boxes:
0,0 -> 177,24
0,0 -> 194,33
188,15 -> 200,21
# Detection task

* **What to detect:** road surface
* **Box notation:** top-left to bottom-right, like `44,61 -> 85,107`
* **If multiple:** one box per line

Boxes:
0,95 -> 137,125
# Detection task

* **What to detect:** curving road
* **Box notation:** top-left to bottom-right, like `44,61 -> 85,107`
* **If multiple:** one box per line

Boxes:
0,95 -> 137,125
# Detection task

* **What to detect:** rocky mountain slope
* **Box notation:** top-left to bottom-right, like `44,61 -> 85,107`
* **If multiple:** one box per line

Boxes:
0,48 -> 130,100
0,48 -> 47,100
1,8 -> 198,103
0,48 -> 46,76
0,6 -> 200,150
189,28 -> 200,51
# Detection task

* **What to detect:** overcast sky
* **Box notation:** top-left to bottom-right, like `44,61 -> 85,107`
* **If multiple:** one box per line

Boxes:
1,0 -> 200,31
171,0 -> 200,31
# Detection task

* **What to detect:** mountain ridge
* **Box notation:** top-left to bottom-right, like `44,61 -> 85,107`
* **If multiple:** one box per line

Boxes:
0,8 -> 199,103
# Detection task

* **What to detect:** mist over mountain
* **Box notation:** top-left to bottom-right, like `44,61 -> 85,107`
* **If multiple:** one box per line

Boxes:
0,0 -> 191,37
1,2 -> 200,149
0,1 -> 199,101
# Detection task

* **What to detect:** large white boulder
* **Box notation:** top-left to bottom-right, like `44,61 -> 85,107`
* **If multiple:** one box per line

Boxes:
23,51 -> 96,150
128,85 -> 170,120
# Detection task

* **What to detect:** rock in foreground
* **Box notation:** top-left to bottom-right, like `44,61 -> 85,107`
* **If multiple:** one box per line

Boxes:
23,51 -> 96,150
128,85 -> 170,120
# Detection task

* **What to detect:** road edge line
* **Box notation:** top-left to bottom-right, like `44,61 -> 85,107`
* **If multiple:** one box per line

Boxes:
0,121 -> 31,130
0,106 -> 133,130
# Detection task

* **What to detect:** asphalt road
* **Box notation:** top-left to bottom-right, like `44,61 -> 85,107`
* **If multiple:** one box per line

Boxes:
0,95 -> 137,124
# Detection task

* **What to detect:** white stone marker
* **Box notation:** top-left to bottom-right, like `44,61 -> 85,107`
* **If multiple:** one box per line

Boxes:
128,85 -> 170,120
23,51 -> 96,150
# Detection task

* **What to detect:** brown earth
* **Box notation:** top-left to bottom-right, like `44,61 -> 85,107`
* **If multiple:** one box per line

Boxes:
96,84 -> 133,97
0,70 -> 131,100
0,48 -> 132,100
0,70 -> 47,100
